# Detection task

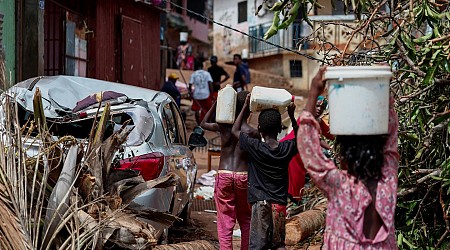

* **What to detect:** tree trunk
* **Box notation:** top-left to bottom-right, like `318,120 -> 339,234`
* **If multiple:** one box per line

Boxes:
285,202 -> 327,246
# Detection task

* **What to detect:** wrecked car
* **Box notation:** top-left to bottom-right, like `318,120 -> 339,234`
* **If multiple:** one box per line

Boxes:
6,75 -> 207,239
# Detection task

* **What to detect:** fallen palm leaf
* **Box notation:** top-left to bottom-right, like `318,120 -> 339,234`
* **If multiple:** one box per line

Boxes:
152,240 -> 217,250
121,173 -> 179,205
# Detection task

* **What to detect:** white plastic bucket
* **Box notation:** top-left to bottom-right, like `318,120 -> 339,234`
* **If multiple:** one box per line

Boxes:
216,84 -> 237,124
180,32 -> 188,42
324,66 -> 392,135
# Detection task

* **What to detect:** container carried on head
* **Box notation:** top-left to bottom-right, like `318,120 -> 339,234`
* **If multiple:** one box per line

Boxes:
324,65 -> 393,135
250,86 -> 294,113
216,84 -> 237,124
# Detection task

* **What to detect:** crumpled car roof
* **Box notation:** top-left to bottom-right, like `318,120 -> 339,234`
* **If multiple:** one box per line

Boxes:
8,75 -> 163,119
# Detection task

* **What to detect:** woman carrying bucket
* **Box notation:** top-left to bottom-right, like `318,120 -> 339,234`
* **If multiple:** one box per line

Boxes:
297,67 -> 399,249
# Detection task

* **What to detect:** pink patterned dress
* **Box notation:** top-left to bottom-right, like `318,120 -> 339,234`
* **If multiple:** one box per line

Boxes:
297,101 -> 399,250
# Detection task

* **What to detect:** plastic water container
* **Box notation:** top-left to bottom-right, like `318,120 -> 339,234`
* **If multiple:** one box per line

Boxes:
325,65 -> 393,135
180,32 -> 188,42
216,84 -> 237,124
250,86 -> 294,113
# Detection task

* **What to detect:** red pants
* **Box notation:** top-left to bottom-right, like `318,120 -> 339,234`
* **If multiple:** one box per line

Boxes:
281,126 -> 307,200
214,171 -> 251,250
191,96 -> 213,123
288,154 -> 306,199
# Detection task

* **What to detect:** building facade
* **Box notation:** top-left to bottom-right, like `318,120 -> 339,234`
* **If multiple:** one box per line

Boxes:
212,0 -> 363,90
164,0 -> 212,69
15,0 -> 162,90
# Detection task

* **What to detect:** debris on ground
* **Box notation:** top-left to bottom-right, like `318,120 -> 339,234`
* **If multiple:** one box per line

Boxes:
233,229 -> 241,238
152,240 -> 217,250
194,186 -> 215,200
196,170 -> 217,186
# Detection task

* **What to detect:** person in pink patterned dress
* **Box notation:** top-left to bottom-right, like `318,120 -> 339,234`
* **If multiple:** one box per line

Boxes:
297,67 -> 399,249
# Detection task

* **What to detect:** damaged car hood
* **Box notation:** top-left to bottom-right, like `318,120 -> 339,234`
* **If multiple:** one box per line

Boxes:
8,75 -> 163,119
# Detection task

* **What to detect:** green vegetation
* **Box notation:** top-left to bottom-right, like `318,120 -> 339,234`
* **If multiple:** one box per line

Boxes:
261,0 -> 450,248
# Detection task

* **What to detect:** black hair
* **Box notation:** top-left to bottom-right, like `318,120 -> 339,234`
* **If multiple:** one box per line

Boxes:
335,135 -> 387,183
236,90 -> 249,115
233,54 -> 242,60
258,109 -> 281,134
194,59 -> 203,70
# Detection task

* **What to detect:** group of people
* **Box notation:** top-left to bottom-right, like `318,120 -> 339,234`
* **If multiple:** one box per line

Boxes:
200,67 -> 399,250
161,54 -> 251,125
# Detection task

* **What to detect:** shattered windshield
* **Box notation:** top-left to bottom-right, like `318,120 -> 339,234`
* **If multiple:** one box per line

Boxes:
111,106 -> 154,146
15,104 -> 154,146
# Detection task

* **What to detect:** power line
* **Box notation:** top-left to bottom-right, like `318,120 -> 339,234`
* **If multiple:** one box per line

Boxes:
162,0 -> 326,63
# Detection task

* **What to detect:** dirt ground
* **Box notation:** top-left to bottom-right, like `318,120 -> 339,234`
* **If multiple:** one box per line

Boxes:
166,94 -> 323,249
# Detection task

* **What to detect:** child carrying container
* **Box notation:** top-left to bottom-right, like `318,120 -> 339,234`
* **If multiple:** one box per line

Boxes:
232,94 -> 298,249
297,67 -> 399,249
200,91 -> 260,250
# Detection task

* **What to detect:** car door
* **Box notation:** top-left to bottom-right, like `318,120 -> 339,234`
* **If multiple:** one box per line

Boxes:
161,101 -> 197,216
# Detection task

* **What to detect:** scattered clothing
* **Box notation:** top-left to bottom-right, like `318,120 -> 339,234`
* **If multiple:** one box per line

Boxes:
196,170 -> 217,186
297,104 -> 399,249
73,91 -> 126,112
194,186 -> 215,200
214,171 -> 251,250
249,200 -> 287,249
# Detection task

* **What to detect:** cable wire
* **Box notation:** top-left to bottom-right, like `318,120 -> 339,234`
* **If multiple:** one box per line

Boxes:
162,0 -> 327,64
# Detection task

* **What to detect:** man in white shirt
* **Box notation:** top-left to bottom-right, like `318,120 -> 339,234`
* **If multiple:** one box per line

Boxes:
189,61 -> 213,125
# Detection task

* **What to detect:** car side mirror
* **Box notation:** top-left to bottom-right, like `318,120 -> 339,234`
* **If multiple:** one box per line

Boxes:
188,126 -> 207,150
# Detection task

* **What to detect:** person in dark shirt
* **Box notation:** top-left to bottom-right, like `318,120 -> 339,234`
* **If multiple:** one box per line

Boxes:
232,94 -> 298,250
161,73 -> 181,107
232,54 -> 247,92
208,55 -> 230,101
241,58 -> 251,89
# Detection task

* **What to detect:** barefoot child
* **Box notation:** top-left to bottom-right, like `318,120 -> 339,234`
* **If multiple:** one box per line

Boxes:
297,67 -> 399,249
232,94 -> 298,249
200,91 -> 259,250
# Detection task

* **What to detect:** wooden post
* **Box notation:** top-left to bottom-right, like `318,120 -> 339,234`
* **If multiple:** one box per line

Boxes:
18,0 -> 44,81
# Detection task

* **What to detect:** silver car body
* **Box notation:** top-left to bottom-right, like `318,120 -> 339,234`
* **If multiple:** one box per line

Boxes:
7,75 -> 197,217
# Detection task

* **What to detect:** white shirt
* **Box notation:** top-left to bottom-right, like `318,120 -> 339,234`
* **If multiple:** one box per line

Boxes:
190,70 -> 213,100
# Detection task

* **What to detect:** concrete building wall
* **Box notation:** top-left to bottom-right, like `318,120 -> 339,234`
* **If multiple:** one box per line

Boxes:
213,0 -> 249,61
248,54 -> 284,76
281,53 -> 321,91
